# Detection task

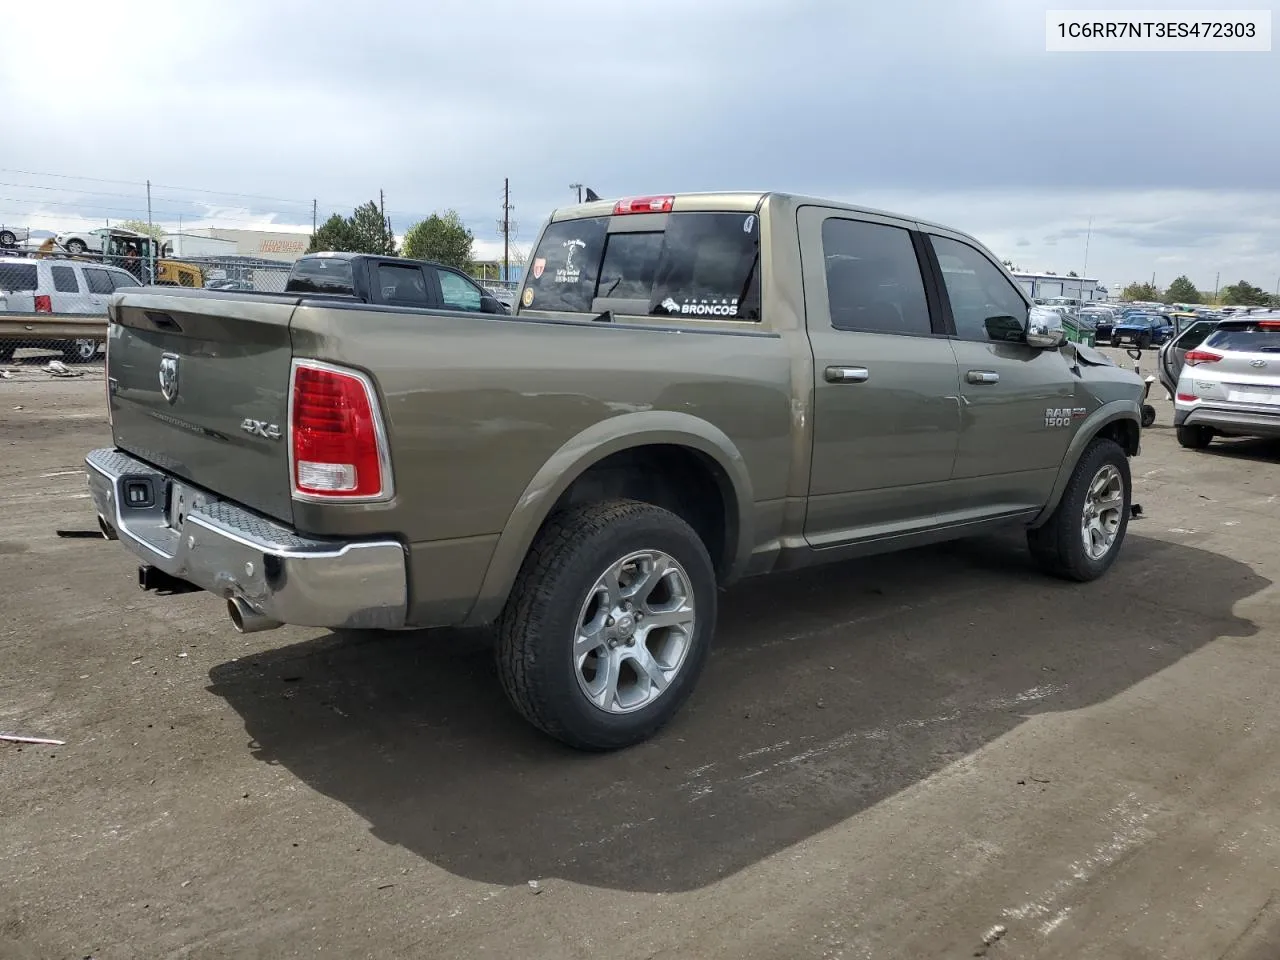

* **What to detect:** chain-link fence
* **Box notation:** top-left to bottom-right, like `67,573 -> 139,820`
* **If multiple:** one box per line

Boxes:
2,250 -> 523,375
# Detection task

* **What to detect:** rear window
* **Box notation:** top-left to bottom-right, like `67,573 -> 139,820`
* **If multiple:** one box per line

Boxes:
521,211 -> 761,320
1205,322 -> 1280,353
286,257 -> 354,295
0,263 -> 38,292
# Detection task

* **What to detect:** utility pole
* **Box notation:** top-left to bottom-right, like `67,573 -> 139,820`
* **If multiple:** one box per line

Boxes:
379,190 -> 388,253
146,179 -> 155,283
1214,271 -> 1220,303
312,199 -> 317,237
1081,216 -> 1092,278
503,177 -> 511,283
570,182 -> 583,204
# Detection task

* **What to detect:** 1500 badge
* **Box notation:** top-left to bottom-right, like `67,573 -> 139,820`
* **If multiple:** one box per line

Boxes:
241,417 -> 281,439
1044,407 -> 1087,428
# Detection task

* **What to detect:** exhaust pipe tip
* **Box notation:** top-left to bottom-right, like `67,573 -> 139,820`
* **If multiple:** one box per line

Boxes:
227,597 -> 283,634
98,515 -> 118,540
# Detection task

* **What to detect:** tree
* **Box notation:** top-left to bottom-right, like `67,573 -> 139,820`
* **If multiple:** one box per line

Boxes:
1067,271 -> 1079,277
118,219 -> 165,242
1001,259 -> 1020,272
1122,282 -> 1160,301
307,200 -> 396,255
1163,275 -> 1201,304
1218,279 -> 1270,307
1043,270 -> 1057,275
401,210 -> 474,270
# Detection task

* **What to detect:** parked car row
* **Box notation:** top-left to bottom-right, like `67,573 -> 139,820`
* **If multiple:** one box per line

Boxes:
0,255 -> 141,362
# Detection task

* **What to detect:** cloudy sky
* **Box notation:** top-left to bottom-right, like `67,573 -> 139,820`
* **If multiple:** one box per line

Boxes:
3,0 -> 1277,293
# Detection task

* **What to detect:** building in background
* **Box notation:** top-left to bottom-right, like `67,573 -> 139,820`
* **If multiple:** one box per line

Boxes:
176,227 -> 311,263
1011,271 -> 1107,303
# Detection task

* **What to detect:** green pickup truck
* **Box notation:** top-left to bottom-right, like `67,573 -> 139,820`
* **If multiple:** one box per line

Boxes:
86,192 -> 1144,750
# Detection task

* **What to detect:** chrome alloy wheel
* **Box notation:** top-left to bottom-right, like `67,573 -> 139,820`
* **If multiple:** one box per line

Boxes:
1081,463 -> 1125,561
573,549 -> 696,714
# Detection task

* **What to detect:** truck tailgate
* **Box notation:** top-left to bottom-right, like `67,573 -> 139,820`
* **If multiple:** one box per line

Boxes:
107,290 -> 297,524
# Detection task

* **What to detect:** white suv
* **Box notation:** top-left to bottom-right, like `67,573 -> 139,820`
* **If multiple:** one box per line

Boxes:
0,257 -> 141,363
1171,313 -> 1280,448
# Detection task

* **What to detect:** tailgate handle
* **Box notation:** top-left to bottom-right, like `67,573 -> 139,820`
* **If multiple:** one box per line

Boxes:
145,311 -> 182,332
966,370 -> 1000,384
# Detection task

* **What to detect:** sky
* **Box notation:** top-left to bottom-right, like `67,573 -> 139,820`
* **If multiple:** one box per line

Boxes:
2,0 -> 1278,293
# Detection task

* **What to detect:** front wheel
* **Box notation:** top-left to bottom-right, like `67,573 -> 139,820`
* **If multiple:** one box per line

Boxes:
1177,424 -> 1214,449
1141,405 -> 1156,428
496,499 -> 717,750
1028,437 -> 1131,582
0,229 -> 16,247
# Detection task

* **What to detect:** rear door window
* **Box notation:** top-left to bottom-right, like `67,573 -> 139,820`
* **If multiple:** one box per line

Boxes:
108,270 -> 140,290
84,268 -> 115,294
51,265 -> 80,293
0,263 -> 38,291
521,211 -> 761,320
821,219 -> 933,336
376,263 -> 429,305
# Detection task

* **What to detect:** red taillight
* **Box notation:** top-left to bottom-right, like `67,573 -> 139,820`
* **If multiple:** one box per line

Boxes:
1257,320 -> 1280,330
613,195 -> 674,215
1184,350 -> 1222,366
1176,392 -> 1199,402
289,362 -> 390,500
33,295 -> 51,313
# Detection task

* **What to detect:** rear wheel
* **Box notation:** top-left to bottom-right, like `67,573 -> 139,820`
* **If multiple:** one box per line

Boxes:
1177,424 -> 1214,449
0,229 -> 16,247
496,499 -> 717,751
62,339 -> 99,363
65,238 -> 87,255
1028,438 -> 1131,582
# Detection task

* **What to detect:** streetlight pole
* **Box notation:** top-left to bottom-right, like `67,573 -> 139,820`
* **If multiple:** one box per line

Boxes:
569,183 -> 583,204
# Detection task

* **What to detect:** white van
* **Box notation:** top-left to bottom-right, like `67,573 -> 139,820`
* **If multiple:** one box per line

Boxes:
0,257 -> 141,363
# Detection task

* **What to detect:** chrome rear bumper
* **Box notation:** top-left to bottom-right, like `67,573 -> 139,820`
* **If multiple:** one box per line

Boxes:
85,447 -> 408,630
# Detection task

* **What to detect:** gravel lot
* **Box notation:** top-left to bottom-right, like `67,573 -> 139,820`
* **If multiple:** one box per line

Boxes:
3,355 -> 1279,960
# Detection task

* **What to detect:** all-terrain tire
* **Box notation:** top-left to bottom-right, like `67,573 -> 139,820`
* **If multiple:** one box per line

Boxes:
495,499 -> 717,751
1028,437 -> 1131,582
1176,424 -> 1214,449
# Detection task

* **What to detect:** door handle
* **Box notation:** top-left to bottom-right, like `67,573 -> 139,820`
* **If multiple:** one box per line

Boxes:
825,366 -> 869,383
966,370 -> 1000,385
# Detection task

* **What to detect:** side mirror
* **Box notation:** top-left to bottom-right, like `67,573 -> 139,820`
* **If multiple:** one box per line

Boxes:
480,295 -> 501,314
1026,306 -> 1066,349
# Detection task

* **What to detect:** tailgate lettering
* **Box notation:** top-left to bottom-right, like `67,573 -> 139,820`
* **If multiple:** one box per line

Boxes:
240,418 -> 282,440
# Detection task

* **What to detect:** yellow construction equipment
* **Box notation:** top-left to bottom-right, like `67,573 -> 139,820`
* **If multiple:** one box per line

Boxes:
33,230 -> 203,287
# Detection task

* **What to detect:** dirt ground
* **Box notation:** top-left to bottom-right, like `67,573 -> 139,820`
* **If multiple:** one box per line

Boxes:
3,358 -> 1279,960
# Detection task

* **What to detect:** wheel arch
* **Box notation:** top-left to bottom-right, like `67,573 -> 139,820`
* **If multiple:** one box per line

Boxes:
1030,401 -> 1141,528
463,412 -> 754,627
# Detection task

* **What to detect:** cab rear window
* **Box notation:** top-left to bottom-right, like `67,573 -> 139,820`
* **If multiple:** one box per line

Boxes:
286,257 -> 354,295
521,211 -> 761,320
